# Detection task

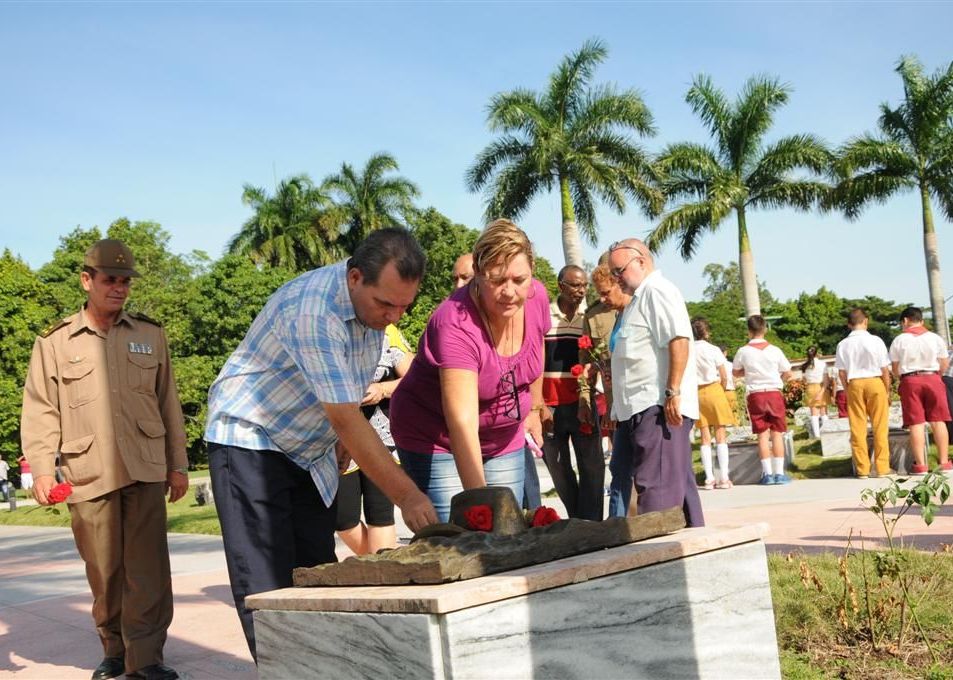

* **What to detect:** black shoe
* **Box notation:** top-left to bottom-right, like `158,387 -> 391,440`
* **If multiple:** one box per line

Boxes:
125,664 -> 179,680
91,656 -> 125,680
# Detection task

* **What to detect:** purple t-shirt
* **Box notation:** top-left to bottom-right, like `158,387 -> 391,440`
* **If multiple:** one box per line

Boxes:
390,280 -> 551,457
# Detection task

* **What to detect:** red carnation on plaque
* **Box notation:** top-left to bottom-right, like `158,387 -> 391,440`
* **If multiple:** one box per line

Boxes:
577,335 -> 593,350
464,504 -> 493,532
47,482 -> 73,504
570,364 -> 584,377
531,506 -> 560,528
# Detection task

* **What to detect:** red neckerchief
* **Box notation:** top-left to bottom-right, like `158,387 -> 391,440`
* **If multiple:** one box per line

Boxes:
747,340 -> 770,350
903,325 -> 927,336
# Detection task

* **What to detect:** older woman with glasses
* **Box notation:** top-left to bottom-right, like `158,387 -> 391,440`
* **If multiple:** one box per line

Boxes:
390,219 -> 551,521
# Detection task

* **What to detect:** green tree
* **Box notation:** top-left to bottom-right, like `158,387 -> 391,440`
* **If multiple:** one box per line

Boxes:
0,251 -> 59,462
229,174 -> 342,271
322,153 -> 420,252
648,74 -> 831,317
771,287 -> 848,356
466,38 -> 660,267
826,56 -> 953,344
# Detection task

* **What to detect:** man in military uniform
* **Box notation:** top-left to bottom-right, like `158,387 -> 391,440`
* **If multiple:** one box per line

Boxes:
21,239 -> 188,680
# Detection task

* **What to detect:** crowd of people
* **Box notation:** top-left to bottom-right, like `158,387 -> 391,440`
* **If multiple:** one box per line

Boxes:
14,225 -> 953,677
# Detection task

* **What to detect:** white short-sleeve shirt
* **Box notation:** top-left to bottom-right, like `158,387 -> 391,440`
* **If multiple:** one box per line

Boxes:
695,339 -> 726,385
835,330 -> 889,380
733,340 -> 791,392
611,270 -> 699,421
888,328 -> 947,374
802,358 -> 827,384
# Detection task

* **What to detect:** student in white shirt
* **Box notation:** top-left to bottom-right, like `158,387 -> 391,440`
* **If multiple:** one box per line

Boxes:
834,308 -> 891,478
692,318 -> 736,490
733,315 -> 793,485
888,306 -> 951,473
800,346 -> 829,437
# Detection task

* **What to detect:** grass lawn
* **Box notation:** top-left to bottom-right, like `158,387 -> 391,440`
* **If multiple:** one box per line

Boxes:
0,487 -> 222,535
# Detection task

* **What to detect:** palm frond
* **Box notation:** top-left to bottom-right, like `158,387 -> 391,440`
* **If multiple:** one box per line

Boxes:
825,171 -> 914,218
569,181 -> 598,243
749,181 -> 830,211
465,136 -> 534,191
685,75 -> 731,151
486,89 -> 546,134
647,201 -> 728,259
569,85 -> 655,137
547,38 -> 608,124
727,75 -> 790,170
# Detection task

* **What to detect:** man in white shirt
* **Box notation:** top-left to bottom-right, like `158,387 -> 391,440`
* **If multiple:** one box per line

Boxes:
733,315 -> 793,484
607,239 -> 703,527
834,308 -> 892,478
888,306 -> 951,473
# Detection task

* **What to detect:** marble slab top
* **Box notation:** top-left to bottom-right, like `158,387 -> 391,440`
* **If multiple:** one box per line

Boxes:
246,523 -> 768,615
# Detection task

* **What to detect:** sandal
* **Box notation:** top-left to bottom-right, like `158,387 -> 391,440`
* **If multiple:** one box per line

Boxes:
715,479 -> 733,489
698,479 -> 715,490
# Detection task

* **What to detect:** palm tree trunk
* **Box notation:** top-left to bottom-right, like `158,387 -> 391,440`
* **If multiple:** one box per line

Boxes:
559,176 -> 583,267
736,207 -> 761,317
920,184 -> 950,344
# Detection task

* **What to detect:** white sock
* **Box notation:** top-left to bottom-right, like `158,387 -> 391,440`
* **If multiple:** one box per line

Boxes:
810,415 -> 820,437
761,458 -> 773,476
772,456 -> 785,476
716,443 -> 730,480
700,445 -> 714,481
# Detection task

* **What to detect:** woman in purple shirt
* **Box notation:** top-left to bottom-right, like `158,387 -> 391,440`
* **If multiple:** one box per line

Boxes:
390,219 -> 552,521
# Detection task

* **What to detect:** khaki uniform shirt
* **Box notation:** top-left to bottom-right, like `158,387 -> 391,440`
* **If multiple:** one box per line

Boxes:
21,308 -> 187,503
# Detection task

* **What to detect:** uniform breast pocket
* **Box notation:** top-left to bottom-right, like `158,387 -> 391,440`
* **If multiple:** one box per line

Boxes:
127,354 -> 158,394
62,362 -> 98,408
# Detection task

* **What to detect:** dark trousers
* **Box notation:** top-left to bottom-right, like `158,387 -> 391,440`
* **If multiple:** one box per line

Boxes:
542,403 -> 605,520
70,482 -> 172,673
209,443 -> 337,661
523,447 -> 541,510
614,405 -> 704,528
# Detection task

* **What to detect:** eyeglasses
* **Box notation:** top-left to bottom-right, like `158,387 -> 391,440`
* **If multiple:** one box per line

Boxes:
558,280 -> 587,290
499,369 -> 521,421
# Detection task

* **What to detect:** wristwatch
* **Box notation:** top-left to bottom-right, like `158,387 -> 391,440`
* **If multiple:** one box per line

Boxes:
174,467 -> 189,474
664,388 -> 680,399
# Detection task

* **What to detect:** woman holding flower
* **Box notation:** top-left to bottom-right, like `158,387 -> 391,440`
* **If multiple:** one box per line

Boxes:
390,220 -> 551,521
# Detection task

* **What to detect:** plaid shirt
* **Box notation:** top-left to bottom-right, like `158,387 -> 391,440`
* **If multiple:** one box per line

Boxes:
205,261 -> 383,505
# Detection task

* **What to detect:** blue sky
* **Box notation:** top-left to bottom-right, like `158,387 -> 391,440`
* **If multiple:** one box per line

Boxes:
2,1 -> 951,305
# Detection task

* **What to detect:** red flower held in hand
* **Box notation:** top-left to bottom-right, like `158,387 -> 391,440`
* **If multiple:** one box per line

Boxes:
570,364 -> 584,377
579,422 -> 594,435
577,335 -> 593,350
531,506 -> 560,528
464,504 -> 493,532
47,482 -> 73,504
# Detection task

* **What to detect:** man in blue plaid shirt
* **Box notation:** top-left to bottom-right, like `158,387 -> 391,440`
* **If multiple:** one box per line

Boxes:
205,228 -> 437,659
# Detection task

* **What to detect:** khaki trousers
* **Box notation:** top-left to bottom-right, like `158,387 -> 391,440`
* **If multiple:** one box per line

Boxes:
846,377 -> 890,475
70,482 -> 172,672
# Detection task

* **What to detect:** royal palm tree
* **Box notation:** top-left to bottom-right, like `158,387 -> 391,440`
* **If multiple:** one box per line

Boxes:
826,56 -> 953,344
228,174 -> 341,271
466,38 -> 660,267
321,152 -> 420,252
647,74 -> 831,317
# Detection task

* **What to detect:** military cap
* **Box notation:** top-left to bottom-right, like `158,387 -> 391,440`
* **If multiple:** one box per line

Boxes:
84,239 -> 141,277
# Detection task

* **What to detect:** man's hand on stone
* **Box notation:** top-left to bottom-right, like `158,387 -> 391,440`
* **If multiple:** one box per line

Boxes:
167,471 -> 189,503
32,474 -> 56,505
396,488 -> 438,532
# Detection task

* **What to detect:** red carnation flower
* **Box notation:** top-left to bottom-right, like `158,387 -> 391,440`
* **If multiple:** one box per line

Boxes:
579,422 -> 594,435
531,506 -> 560,528
577,335 -> 593,350
47,482 -> 73,504
570,364 -> 584,377
464,504 -> 493,532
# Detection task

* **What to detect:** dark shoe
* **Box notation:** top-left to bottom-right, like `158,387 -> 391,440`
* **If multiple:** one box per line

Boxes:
126,664 -> 178,680
91,656 -> 124,680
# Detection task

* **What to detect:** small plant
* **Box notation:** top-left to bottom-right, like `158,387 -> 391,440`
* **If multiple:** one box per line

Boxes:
858,471 -> 951,662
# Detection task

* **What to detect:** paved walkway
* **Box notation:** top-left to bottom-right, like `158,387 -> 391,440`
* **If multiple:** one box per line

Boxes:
1,462 -> 950,679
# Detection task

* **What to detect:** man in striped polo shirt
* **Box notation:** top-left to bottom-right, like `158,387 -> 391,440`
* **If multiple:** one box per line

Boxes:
541,265 -> 605,520
888,306 -> 951,474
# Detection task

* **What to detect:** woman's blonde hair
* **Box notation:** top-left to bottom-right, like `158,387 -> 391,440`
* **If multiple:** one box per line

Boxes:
590,263 -> 615,287
472,218 -> 535,275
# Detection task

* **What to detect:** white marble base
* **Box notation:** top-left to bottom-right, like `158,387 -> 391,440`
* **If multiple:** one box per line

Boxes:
251,526 -> 780,679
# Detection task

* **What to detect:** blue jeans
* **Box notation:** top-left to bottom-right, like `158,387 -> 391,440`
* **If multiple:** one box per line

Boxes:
523,447 -> 541,510
396,447 -> 526,523
607,427 -> 633,518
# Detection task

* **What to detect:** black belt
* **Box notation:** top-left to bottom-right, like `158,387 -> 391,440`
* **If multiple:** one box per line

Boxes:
901,370 -> 938,378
